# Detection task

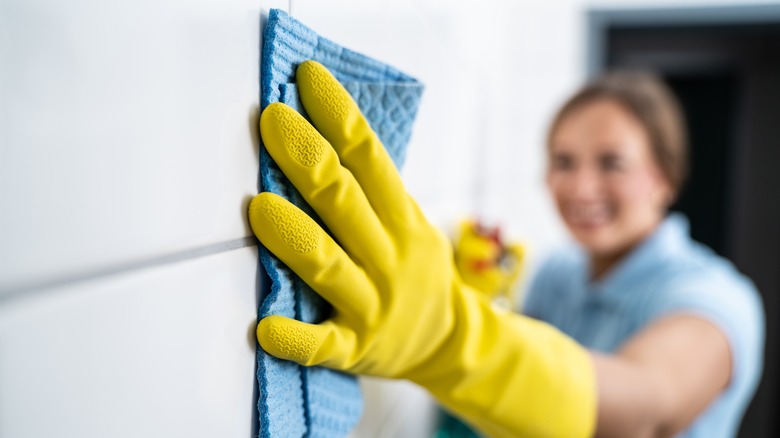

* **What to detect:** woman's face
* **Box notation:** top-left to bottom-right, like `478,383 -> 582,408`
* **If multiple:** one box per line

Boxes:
547,98 -> 672,257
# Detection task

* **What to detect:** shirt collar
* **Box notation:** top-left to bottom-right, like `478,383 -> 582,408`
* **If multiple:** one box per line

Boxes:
582,213 -> 690,299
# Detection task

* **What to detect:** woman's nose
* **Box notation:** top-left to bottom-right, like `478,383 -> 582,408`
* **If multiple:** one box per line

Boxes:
568,167 -> 603,200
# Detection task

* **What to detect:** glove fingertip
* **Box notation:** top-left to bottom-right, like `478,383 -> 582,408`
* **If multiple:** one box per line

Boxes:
296,60 -> 352,123
257,315 -> 320,365
248,193 -> 321,255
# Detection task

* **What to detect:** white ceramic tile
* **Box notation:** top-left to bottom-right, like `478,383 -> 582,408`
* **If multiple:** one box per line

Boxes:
349,378 -> 438,438
0,246 -> 259,438
0,0 -> 283,292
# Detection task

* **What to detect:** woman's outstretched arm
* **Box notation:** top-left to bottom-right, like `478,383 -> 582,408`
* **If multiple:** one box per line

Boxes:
592,314 -> 731,437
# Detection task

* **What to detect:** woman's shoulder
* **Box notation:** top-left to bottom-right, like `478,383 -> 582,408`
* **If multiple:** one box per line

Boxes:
638,214 -> 755,299
657,240 -> 761,312
645,240 -> 763,355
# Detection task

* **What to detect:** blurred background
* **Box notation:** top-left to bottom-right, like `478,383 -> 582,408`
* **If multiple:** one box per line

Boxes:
1,0 -> 777,437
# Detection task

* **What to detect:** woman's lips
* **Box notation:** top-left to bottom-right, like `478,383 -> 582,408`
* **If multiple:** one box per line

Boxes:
565,204 -> 612,230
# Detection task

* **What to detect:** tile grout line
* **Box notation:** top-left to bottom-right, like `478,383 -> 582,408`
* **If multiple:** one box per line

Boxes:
0,236 -> 259,304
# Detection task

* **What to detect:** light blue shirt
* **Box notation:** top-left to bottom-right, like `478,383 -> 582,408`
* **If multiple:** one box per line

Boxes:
523,214 -> 764,437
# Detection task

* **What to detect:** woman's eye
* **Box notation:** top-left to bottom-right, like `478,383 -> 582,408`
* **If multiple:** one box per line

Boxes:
600,155 -> 624,171
551,155 -> 573,170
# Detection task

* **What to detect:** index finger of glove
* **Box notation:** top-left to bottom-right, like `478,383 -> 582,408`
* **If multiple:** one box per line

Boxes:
296,60 -> 414,228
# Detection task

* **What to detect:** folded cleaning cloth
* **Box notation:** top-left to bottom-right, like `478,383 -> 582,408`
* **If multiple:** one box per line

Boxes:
257,9 -> 424,438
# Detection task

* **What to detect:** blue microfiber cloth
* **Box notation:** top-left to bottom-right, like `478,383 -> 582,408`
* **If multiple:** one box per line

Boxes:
256,9 -> 424,438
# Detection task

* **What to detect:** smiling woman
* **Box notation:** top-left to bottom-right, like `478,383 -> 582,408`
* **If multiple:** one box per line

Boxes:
524,72 -> 764,437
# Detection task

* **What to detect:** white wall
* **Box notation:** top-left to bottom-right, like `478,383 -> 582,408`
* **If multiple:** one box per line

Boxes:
1,0 -> 272,436
2,0 -> 774,437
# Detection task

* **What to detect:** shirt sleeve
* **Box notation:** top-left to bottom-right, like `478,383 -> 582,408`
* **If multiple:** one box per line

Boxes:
647,266 -> 765,397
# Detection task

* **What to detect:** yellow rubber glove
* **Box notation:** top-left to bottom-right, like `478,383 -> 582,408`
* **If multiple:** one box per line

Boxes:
454,219 -> 525,307
249,60 -> 596,437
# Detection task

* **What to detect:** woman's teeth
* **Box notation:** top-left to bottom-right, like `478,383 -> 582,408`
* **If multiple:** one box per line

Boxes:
567,205 -> 611,227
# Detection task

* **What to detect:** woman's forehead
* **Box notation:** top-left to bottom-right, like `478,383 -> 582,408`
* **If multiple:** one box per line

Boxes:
550,100 -> 650,154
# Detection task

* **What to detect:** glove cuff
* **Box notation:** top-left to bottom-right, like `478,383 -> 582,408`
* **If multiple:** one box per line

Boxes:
409,288 -> 597,438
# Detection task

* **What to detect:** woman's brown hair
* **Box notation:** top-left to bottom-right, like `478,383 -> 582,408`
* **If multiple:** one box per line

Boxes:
547,71 -> 688,198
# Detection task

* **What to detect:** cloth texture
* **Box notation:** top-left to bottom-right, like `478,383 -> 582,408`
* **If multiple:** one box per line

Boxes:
524,213 -> 765,438
256,9 -> 424,438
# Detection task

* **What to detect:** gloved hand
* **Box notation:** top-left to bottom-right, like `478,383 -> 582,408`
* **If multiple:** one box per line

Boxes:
249,60 -> 596,437
454,219 -> 525,306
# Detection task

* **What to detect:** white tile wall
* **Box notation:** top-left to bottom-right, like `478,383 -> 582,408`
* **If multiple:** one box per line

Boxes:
0,246 -> 259,438
0,0 -> 266,292
0,1 -> 270,436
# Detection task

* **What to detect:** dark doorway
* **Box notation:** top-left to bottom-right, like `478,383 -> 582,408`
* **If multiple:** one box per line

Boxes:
665,72 -> 738,256
589,6 -> 780,437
